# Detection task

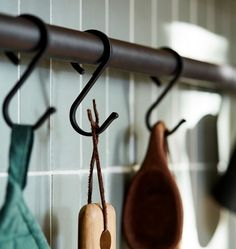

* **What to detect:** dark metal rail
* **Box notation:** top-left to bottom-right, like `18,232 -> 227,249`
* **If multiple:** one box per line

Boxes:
0,13 -> 236,91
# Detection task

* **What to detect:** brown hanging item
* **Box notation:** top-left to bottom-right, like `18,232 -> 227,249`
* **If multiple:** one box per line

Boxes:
123,121 -> 183,249
78,100 -> 116,249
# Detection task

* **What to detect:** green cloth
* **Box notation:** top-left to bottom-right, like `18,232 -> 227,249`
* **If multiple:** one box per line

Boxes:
0,125 -> 50,249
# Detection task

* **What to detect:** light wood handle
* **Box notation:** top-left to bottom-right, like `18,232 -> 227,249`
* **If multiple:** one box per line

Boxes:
78,203 -> 116,249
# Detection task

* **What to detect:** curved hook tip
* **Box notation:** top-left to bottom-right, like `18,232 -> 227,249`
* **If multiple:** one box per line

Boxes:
71,62 -> 85,75
111,112 -> 119,119
47,107 -> 57,115
96,112 -> 119,135
166,118 -> 186,136
33,106 -> 56,130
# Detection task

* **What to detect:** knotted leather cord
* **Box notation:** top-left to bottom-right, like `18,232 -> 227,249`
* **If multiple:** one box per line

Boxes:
87,99 -> 108,231
87,100 -> 99,204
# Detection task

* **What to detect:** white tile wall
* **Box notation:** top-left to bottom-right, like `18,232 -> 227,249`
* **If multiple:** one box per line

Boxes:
0,0 -> 236,248
52,175 -> 81,249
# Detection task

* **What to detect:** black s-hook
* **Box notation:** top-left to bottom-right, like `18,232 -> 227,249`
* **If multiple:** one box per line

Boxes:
146,47 -> 186,134
70,30 -> 118,136
2,14 -> 56,129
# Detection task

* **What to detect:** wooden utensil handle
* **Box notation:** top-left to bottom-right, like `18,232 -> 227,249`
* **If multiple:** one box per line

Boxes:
78,203 -> 116,249
142,121 -> 169,169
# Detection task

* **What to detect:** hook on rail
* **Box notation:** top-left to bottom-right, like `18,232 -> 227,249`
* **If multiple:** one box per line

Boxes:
70,29 -> 118,137
2,14 -> 56,130
145,47 -> 186,134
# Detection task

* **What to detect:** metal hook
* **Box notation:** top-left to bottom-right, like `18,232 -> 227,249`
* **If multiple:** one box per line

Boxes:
2,14 -> 56,130
70,29 -> 118,136
145,47 -> 186,133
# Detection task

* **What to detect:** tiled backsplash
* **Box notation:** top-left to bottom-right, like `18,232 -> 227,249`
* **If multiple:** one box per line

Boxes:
1,0 -> 236,248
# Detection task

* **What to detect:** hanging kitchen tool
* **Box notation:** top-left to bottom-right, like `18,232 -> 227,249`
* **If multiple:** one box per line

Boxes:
123,48 -> 184,249
71,30 -> 117,249
69,29 -> 118,136
0,14 -> 55,249
79,100 -> 116,249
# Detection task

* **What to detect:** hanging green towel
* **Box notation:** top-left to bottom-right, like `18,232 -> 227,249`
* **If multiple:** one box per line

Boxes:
0,125 -> 50,249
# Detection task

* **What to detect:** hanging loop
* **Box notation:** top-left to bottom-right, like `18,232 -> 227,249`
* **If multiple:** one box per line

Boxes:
2,14 -> 56,129
70,29 -> 118,136
145,47 -> 185,132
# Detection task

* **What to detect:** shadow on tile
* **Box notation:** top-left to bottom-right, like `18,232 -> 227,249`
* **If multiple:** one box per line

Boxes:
108,69 -> 130,166
111,125 -> 138,166
52,207 -> 73,249
52,175 -> 80,249
42,211 -> 59,247
107,172 -> 133,249
0,177 -> 7,210
228,213 -> 236,249
186,114 -> 220,247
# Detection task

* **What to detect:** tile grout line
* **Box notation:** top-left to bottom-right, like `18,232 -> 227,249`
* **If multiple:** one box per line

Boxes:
49,0 -> 53,246
207,0 -> 215,32
0,168 -> 132,177
49,59 -> 53,247
18,0 -> 20,15
105,0 -> 109,171
172,0 -> 179,21
17,0 -> 21,124
129,0 -> 134,43
79,0 -> 83,171
0,163 -> 217,178
128,74 -> 135,164
226,0 -> 231,47
155,0 -> 160,120
190,0 -> 198,25
74,0 -> 84,224
151,0 -> 157,122
128,0 -> 135,165
151,0 -> 157,48
171,0 -> 180,126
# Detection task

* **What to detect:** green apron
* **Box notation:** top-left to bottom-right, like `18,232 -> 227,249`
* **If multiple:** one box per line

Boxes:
0,125 -> 50,249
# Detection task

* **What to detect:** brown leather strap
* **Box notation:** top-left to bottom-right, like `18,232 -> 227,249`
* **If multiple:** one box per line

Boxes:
87,99 -> 108,231
87,99 -> 99,204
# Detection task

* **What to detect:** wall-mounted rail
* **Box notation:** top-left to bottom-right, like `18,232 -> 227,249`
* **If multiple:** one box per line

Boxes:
0,13 -> 236,91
